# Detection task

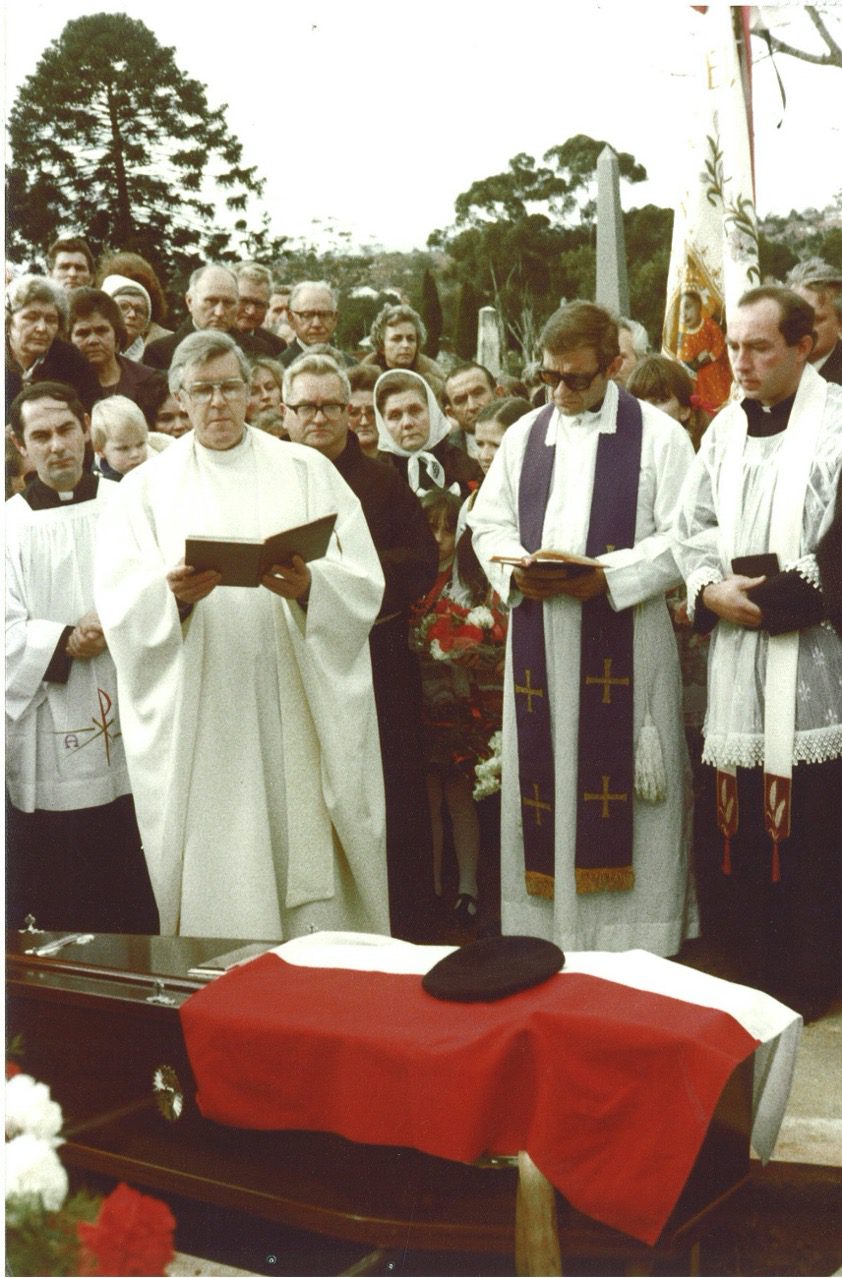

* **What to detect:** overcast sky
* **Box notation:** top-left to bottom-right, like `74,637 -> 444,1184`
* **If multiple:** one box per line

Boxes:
4,1 -> 841,253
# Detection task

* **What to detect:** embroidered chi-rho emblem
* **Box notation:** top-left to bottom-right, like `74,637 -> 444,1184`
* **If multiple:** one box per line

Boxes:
55,688 -> 121,765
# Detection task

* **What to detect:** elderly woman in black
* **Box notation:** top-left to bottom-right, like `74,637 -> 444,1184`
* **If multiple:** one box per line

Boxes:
5,275 -> 100,412
374,369 -> 482,498
69,288 -> 159,405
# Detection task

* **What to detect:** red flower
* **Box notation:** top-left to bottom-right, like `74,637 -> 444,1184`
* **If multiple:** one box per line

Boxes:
5,1060 -> 22,1078
77,1183 -> 175,1276
426,617 -> 453,643
451,625 -> 484,651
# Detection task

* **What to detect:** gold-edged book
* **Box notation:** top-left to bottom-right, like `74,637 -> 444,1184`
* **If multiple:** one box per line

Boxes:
185,512 -> 337,588
491,549 -> 602,578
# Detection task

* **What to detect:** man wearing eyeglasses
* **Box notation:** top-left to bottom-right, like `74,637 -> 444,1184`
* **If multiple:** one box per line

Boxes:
279,280 -> 355,368
283,352 -> 439,940
95,331 -> 390,942
145,264 -> 274,370
469,301 -> 695,958
232,262 -> 286,358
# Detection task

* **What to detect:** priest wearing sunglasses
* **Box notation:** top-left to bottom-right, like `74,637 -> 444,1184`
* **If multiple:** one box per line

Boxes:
468,301 -> 696,957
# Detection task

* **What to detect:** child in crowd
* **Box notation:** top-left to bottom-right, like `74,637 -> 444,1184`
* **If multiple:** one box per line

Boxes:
627,354 -> 710,451
412,488 -> 507,928
91,396 -> 169,481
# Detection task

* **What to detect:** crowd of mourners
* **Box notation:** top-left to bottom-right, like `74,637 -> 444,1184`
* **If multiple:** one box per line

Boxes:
5,236 -> 842,1024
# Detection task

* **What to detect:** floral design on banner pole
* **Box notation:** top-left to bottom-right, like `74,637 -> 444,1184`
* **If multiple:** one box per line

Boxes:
662,6 -> 760,413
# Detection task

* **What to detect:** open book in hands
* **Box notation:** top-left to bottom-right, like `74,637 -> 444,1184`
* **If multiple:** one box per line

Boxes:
185,512 -> 337,588
490,549 -> 603,578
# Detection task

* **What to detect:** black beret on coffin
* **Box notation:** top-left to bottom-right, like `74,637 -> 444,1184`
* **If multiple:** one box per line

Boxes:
422,936 -> 565,1002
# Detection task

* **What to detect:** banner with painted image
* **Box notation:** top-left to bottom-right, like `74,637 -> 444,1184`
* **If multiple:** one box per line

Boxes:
663,5 -> 760,412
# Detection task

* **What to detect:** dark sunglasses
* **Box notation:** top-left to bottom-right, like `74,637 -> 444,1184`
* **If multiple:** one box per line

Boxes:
538,366 -> 603,392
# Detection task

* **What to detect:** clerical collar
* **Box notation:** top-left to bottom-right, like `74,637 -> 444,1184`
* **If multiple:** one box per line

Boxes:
23,471 -> 98,510
560,398 -> 605,425
742,392 -> 796,437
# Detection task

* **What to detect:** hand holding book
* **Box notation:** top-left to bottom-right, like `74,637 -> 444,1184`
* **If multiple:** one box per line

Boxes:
491,549 -> 608,601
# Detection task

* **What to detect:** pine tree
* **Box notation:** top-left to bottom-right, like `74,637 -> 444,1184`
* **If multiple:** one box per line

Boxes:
6,13 -> 270,281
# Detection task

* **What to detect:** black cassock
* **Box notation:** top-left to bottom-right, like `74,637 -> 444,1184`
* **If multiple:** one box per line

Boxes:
332,432 -> 439,940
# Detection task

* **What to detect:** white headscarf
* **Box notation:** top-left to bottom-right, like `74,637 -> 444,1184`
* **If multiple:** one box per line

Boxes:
101,274 -> 152,360
374,369 -> 452,493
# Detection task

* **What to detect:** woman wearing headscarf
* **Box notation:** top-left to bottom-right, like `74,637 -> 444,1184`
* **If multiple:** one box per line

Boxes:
96,251 -> 173,350
100,275 -> 155,362
374,369 -> 482,498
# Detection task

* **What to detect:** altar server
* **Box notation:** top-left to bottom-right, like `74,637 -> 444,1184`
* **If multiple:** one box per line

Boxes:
5,381 -> 157,932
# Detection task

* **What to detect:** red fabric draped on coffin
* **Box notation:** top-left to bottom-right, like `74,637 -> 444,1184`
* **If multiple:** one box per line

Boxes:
180,955 -> 757,1245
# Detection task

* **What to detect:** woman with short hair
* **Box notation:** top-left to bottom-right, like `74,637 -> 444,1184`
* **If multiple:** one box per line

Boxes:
5,275 -> 101,412
69,288 -> 158,404
363,303 -> 446,397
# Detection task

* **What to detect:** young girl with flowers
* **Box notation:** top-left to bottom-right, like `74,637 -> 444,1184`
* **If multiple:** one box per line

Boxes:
412,488 -> 507,925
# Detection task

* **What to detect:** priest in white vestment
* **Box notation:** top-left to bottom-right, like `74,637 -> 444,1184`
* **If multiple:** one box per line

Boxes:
95,331 -> 390,940
6,381 -> 158,932
469,303 -> 697,955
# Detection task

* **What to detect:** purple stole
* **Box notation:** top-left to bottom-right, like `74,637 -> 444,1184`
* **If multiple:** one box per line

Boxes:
512,390 -> 643,898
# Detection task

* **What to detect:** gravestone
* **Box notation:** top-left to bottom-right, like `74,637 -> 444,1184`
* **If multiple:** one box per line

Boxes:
477,306 -> 503,375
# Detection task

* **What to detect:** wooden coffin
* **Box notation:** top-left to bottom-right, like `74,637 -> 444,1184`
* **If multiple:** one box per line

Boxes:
6,931 -> 753,1260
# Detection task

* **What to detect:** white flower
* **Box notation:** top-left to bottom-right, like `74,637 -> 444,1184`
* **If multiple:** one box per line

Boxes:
466,606 -> 494,629
5,1134 -> 68,1213
5,1074 -> 63,1142
473,731 -> 504,800
430,639 -> 448,661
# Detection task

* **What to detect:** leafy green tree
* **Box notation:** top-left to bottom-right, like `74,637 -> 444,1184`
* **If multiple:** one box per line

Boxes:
6,13 -> 269,282
451,136 -> 646,230
430,136 -> 648,362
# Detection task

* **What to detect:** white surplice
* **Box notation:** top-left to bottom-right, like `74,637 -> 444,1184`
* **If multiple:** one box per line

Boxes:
675,368 -> 842,770
468,383 -> 698,954
6,483 -> 132,812
94,427 -> 390,940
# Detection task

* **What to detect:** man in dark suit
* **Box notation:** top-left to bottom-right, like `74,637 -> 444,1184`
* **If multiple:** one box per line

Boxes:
280,280 -> 355,367
145,264 -> 275,370
283,350 -> 438,940
233,262 -> 286,357
787,258 -> 842,385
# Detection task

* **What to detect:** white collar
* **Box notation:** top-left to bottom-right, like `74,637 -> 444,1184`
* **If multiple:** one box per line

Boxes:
543,379 -> 618,446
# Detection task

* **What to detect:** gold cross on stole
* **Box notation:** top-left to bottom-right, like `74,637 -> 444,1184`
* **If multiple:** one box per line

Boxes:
585,657 -> 630,705
523,783 -> 552,827
515,668 -> 544,713
584,775 -> 628,818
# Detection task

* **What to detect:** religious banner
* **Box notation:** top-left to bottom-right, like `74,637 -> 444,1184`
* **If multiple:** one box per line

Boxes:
662,5 -> 759,412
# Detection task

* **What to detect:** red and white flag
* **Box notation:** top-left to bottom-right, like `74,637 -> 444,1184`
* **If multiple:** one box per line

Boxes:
181,933 -> 799,1246
663,6 -> 760,411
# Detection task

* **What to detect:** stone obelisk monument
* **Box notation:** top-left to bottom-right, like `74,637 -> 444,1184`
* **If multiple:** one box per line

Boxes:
595,145 -> 630,316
